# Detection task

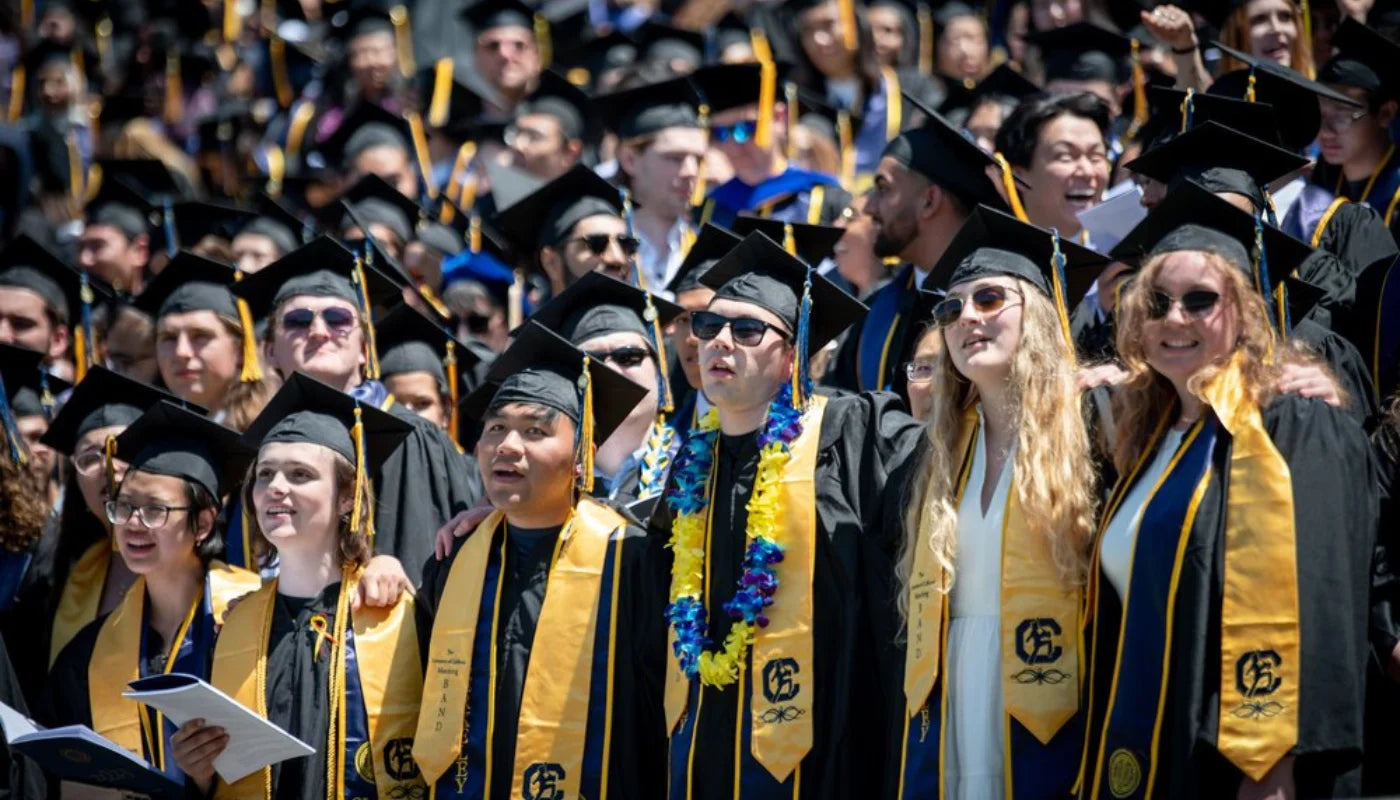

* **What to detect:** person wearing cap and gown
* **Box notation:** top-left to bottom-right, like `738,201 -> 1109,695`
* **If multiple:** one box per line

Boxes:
664,224 -> 743,432
656,231 -> 921,799
0,342 -> 65,513
942,63 -> 1044,154
1025,22 -> 1147,169
0,233 -> 109,376
232,194 -> 310,275
233,236 -> 482,586
529,271 -> 685,504
829,101 -> 1014,403
690,62 -> 853,229
328,172 -> 424,263
414,321 -> 670,800
875,205 -> 1107,800
42,402 -> 262,789
595,76 -> 709,293
492,164 -> 635,294
1079,201 -> 1379,799
315,108 -> 422,225
171,373 -> 427,800
507,70 -> 594,181
377,302 -> 479,440
79,176 -> 154,295
462,0 -> 546,122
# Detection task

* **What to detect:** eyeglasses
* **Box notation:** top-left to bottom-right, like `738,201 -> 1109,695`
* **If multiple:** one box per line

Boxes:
932,285 -> 1023,327
454,310 -> 494,335
1148,290 -> 1220,320
690,311 -> 792,346
904,361 -> 938,383
1319,107 -> 1370,134
105,499 -> 192,528
585,345 -> 652,368
281,307 -> 358,333
72,451 -> 107,476
710,120 -> 758,145
566,234 -> 641,258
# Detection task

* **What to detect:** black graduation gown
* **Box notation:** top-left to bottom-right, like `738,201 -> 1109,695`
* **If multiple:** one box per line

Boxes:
377,400 -> 483,587
651,393 -> 920,799
0,635 -> 45,799
1290,318 -> 1378,427
828,265 -> 934,405
1307,201 -> 1397,281
1083,394 -> 1378,798
417,515 -> 671,800
1070,295 -> 1117,364
1362,423 -> 1400,794
262,583 -> 341,800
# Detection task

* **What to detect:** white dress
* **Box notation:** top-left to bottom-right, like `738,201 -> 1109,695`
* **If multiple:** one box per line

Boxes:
943,412 -> 1015,800
1098,427 -> 1187,599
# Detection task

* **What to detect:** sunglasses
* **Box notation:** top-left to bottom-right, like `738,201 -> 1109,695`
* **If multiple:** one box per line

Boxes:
710,120 -> 758,144
1148,290 -> 1220,320
585,345 -> 651,368
281,307 -> 357,333
567,234 -> 641,257
690,310 -> 791,346
932,285 -> 1023,327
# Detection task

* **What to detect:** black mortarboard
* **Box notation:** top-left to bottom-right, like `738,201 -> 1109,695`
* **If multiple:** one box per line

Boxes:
667,223 -> 742,295
237,193 -> 308,255
926,204 -> 1107,306
312,102 -> 412,171
113,402 -> 252,498
883,92 -> 1017,209
463,320 -> 647,447
84,177 -> 152,240
231,235 -> 402,316
552,31 -> 638,91
634,21 -> 706,70
242,371 -> 412,470
529,271 -> 684,345
492,164 -> 622,252
732,216 -> 846,266
333,173 -> 424,243
330,4 -> 397,41
1028,23 -> 1130,83
594,76 -> 706,139
700,231 -> 867,350
0,236 -> 81,324
131,251 -> 239,319
970,62 -> 1042,103
1124,120 -> 1307,209
416,59 -> 496,134
1144,85 -> 1281,145
0,343 -> 67,420
416,223 -> 464,256
689,61 -> 793,114
172,202 -> 258,248
1208,42 -> 1361,149
40,367 -> 203,456
94,158 -> 183,199
22,40 -> 77,76
460,0 -> 537,32
378,303 -> 478,388
712,12 -> 756,56
517,70 -> 593,143
1318,17 -> 1400,100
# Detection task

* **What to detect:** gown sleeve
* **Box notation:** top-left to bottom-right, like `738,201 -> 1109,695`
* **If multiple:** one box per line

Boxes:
607,526 -> 671,799
36,616 -> 102,729
0,635 -> 46,798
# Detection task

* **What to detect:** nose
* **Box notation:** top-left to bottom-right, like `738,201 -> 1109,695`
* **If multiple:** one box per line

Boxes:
679,154 -> 700,180
265,470 -> 291,496
602,238 -> 629,267
173,331 -> 194,359
0,320 -> 12,343
495,429 -> 525,457
307,313 -> 332,339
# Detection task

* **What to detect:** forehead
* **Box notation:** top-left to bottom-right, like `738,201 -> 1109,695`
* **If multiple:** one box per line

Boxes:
258,439 -> 338,467
650,127 -> 709,153
580,330 -> 650,351
570,214 -> 626,237
77,424 -> 124,453
118,469 -> 186,497
158,308 -> 226,330
516,112 -> 563,136
1153,250 -> 1227,287
711,105 -> 758,125
0,286 -> 49,313
1038,113 -> 1104,146
707,296 -> 790,330
478,26 -> 533,46
279,294 -> 359,312
384,371 -> 441,394
485,401 -> 564,423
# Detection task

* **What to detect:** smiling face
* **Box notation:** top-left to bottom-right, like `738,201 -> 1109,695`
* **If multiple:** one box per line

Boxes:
111,470 -> 208,576
1141,251 -> 1238,393
157,310 -> 241,410
942,275 -> 1025,389
250,441 -> 349,557
475,402 -> 577,519
1019,112 -> 1108,236
266,296 -> 366,391
698,297 -> 795,414
1243,0 -> 1297,67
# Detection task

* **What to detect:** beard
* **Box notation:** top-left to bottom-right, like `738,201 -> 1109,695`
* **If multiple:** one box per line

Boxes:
873,220 -> 914,258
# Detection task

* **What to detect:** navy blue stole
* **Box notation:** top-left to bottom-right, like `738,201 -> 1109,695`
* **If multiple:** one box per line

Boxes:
138,583 -> 216,784
1086,419 -> 1216,800
224,497 -> 251,570
666,675 -> 800,800
1362,149 -> 1400,226
342,624 -> 377,796
0,548 -> 32,610
857,267 -> 915,391
432,531 -> 624,799
1373,259 -> 1400,402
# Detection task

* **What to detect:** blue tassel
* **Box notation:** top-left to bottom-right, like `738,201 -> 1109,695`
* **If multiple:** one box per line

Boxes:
163,198 -> 177,257
1254,213 -> 1277,331
793,269 -> 814,409
0,375 -> 26,465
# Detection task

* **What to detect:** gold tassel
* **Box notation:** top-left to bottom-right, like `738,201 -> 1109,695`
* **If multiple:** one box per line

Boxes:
65,130 -> 83,222
235,272 -> 264,382
428,58 -> 454,128
73,323 -> 88,381
755,60 -> 777,149
164,52 -> 183,125
444,141 -> 477,206
445,341 -> 459,442
7,67 -> 23,123
1129,38 -> 1148,136
20,0 -> 32,31
95,18 -> 112,67
917,6 -> 934,75
469,213 -> 483,253
70,46 -> 85,99
349,406 -> 366,534
993,152 -> 1029,222
689,157 -> 708,208
1300,0 -> 1313,79
264,144 -> 285,196
881,67 -> 902,139
88,99 -> 101,147
837,0 -> 858,51
417,284 -> 450,318
1047,232 -> 1075,358
224,0 -> 242,45
577,356 -> 595,494
270,36 -> 293,108
405,110 -> 439,198
782,223 -> 797,255
784,82 -> 799,161
837,110 -> 855,189
508,268 -> 525,329
1246,69 -> 1257,103
1179,87 -> 1194,134
240,502 -> 255,568
534,13 -> 552,69
750,28 -> 773,65
391,5 -> 415,78
103,434 -> 118,505
353,258 -> 381,379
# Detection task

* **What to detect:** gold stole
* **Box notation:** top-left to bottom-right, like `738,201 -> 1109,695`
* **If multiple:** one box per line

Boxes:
1200,354 -> 1299,780
51,540 -> 109,667
904,406 -> 1080,743
664,396 -> 826,782
213,572 -> 425,800
88,563 -> 261,761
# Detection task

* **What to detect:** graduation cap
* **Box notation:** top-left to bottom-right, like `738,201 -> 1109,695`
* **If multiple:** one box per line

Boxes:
312,102 -> 413,172
232,235 -> 402,318
689,61 -> 794,115
1143,85 -> 1282,145
112,401 -> 253,498
884,91 -> 1018,212
0,342 -> 66,423
1208,41 -> 1362,149
732,216 -> 845,266
377,303 -> 479,439
711,11 -> 758,59
236,193 -> 309,256
517,69 -> 595,145
242,370 -> 414,536
40,367 -> 204,456
463,320 -> 649,491
1318,17 -> 1400,100
1028,23 -> 1130,83
594,76 -> 707,140
132,251 -> 265,383
551,30 -> 637,90
969,63 -> 1042,104
333,173 -> 425,245
787,88 -> 861,184
0,233 -> 105,325
1123,120 -> 1307,211
329,4 -> 397,41
415,223 -> 464,256
94,159 -> 184,199
492,164 -> 623,252
416,58 -> 495,133
84,176 -> 153,241
667,223 -> 743,295
529,270 -> 684,346
926,204 -> 1108,346
634,21 -> 706,71
171,202 -> 258,248
461,0 -> 538,32
441,218 -> 520,312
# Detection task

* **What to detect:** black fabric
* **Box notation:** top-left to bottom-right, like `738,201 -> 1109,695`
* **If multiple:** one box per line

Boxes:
113,401 -> 253,498
491,165 -> 622,252
0,631 -> 49,798
595,76 -> 705,139
40,368 -> 201,456
927,204 -> 1107,304
231,236 -> 402,317
131,251 -> 239,320
0,343 -> 66,420
529,271 -> 683,346
0,234 -> 104,324
881,96 -> 1012,211
265,585 -> 336,800
666,224 -> 742,295
244,372 -> 413,470
828,264 -> 936,405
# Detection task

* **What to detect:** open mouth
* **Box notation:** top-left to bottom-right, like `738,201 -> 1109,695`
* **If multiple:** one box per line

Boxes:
1064,189 -> 1098,212
707,361 -> 736,378
1159,338 -> 1199,351
123,536 -> 156,555
263,504 -> 296,522
490,463 -> 525,482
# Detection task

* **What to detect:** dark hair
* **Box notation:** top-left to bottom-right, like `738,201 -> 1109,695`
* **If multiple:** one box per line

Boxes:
185,481 -> 224,564
48,469 -> 110,621
484,401 -> 564,427
993,92 -> 1112,169
785,1 -> 885,96
0,457 -> 47,554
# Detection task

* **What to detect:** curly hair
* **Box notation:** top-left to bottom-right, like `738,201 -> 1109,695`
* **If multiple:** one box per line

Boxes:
896,278 -> 1098,624
0,456 -> 49,553
1110,249 -> 1333,474
241,447 -> 374,570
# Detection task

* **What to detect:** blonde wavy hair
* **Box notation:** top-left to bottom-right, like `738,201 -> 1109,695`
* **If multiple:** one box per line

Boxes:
1110,249 -> 1333,475
896,278 -> 1097,623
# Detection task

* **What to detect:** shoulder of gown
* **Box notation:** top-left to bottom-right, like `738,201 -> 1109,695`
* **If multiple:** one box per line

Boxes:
38,612 -> 108,727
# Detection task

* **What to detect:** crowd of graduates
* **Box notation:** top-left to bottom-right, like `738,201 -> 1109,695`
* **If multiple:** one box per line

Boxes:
3,0 -> 1400,797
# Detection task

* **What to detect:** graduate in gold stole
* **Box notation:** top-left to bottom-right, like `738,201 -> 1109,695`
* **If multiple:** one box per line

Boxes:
414,320 -> 670,800
655,231 -> 919,799
170,372 -> 426,799
42,401 -> 261,789
877,205 -> 1108,799
1080,203 -> 1379,798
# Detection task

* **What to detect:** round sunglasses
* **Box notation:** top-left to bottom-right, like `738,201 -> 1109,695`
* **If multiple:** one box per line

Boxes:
932,285 -> 1023,327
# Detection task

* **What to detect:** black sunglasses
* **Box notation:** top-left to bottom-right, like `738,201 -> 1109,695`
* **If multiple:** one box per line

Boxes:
281,307 -> 357,332
586,345 -> 651,368
932,285 -> 1022,327
568,233 -> 641,257
690,310 -> 791,346
1148,290 -> 1220,320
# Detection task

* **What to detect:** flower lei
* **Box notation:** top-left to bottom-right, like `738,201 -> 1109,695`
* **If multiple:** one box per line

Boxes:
664,386 -> 806,688
636,417 -> 676,500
